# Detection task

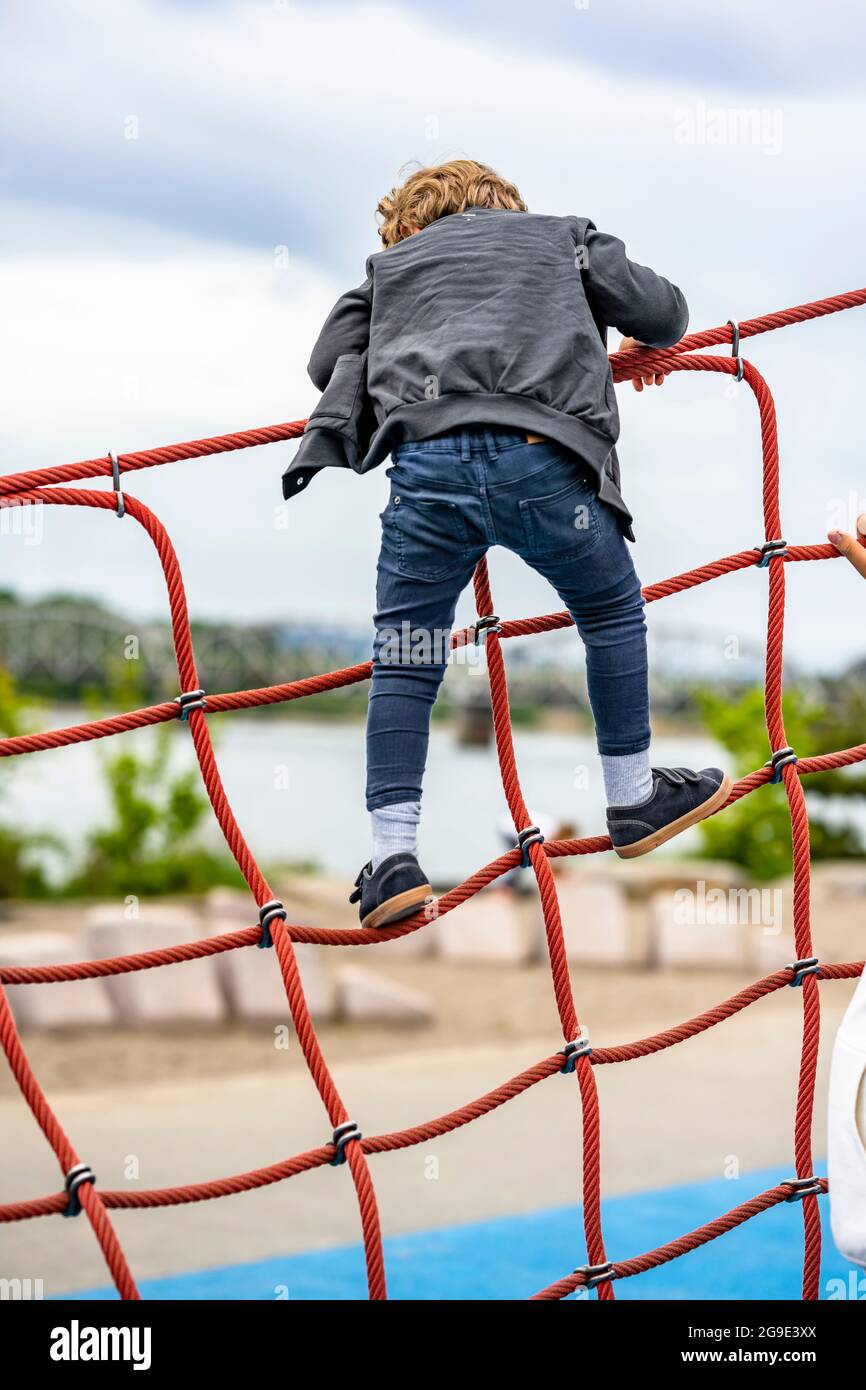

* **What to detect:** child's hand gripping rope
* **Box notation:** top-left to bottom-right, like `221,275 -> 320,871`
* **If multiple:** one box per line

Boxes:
616,335 -> 667,391
829,515 -> 866,580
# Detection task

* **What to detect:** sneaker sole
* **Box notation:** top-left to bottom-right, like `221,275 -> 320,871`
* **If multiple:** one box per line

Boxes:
361,882 -> 433,931
612,774 -> 733,860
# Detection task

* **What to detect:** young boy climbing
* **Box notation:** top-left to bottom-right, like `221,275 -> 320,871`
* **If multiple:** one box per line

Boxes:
296,160 -> 730,928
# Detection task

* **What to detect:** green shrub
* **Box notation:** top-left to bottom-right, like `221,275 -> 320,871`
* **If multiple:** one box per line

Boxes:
695,686 -> 864,880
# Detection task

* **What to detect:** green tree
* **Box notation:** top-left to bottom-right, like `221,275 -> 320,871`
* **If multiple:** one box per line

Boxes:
696,686 -> 864,880
63,667 -> 244,897
64,727 -> 244,897
0,667 -> 59,898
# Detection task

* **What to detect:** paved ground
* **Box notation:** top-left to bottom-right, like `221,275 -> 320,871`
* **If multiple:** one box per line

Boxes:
2,977 -> 855,1297
2,864 -> 863,1298
68,1172 -> 865,1301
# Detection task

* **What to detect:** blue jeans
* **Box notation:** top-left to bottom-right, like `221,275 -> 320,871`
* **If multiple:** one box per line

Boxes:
366,428 -> 649,811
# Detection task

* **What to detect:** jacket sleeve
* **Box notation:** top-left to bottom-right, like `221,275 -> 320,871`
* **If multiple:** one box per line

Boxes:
581,223 -> 688,349
307,274 -> 373,390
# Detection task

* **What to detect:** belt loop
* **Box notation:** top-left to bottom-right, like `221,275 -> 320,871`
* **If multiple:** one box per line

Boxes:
484,428 -> 499,461
460,430 -> 471,462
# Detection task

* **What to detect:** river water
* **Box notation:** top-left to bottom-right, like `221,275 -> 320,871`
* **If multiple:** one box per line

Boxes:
5,711 -> 730,884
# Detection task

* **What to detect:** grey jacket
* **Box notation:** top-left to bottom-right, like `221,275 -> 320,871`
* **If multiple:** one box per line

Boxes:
283,209 -> 688,539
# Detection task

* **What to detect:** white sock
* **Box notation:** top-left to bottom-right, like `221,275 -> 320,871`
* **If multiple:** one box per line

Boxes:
600,751 -> 654,808
371,801 -> 420,870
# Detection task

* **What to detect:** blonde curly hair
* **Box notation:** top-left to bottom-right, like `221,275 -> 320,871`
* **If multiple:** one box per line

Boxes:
376,159 -> 527,248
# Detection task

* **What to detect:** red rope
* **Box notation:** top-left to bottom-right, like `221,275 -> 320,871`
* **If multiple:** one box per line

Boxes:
2,287 -> 865,1301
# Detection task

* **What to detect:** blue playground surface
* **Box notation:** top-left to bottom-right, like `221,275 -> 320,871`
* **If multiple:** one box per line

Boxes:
63,1162 -> 865,1301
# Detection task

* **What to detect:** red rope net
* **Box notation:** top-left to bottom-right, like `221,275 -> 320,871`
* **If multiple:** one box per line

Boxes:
1,289 -> 865,1302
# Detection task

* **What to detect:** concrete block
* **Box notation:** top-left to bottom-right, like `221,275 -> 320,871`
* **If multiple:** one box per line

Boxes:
367,913 -> 435,958
0,931 -> 114,1029
551,876 -> 635,965
749,930 -> 797,977
436,887 -> 537,964
336,964 -> 433,1025
84,905 -> 225,1025
812,862 -> 866,900
649,888 -> 745,968
592,858 -> 743,903
206,888 -> 337,1022
205,887 -> 256,928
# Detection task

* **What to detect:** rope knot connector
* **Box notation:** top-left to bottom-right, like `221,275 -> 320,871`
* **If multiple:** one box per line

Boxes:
63,1162 -> 96,1218
559,1032 -> 593,1073
758,538 -> 788,567
517,824 -> 545,867
257,899 -> 286,950
472,614 -> 502,645
175,688 -> 207,721
786,955 -> 820,987
108,450 -> 124,518
727,319 -> 745,382
330,1120 -> 362,1166
782,1176 -> 823,1203
766,746 -> 798,782
574,1259 -> 614,1289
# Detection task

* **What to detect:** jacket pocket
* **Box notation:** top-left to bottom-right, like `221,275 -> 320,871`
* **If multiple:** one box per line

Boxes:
313,352 -> 366,421
388,496 -> 472,583
519,474 -> 601,561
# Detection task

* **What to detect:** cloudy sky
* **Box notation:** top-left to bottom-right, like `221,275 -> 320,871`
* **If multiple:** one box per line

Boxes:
1,0 -> 864,671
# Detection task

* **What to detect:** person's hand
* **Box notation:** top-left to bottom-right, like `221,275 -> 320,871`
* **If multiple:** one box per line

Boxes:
617,336 -> 665,392
829,516 -> 866,580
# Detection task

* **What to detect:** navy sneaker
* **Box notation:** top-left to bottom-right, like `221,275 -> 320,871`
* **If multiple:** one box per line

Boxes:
350,852 -> 433,929
606,766 -> 731,859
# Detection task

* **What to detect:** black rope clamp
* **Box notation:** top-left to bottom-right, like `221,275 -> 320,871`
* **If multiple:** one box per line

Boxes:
782,1176 -> 823,1203
727,319 -> 744,381
517,825 -> 545,867
766,746 -> 798,782
175,688 -> 207,721
560,1033 -> 593,1073
330,1120 -> 362,1166
257,898 -> 286,950
108,450 -> 124,518
574,1259 -> 614,1289
786,955 -> 820,987
758,538 -> 788,567
64,1162 -> 96,1218
472,614 -> 502,645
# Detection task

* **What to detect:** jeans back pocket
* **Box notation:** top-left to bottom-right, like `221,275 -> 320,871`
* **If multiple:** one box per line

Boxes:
389,495 -> 472,582
519,473 -> 601,561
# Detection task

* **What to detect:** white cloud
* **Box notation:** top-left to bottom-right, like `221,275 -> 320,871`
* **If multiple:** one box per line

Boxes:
1,0 -> 865,671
